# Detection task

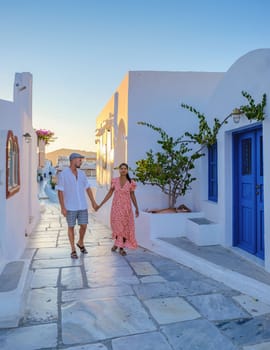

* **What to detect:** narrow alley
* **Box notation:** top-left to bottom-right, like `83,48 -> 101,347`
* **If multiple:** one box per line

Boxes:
0,197 -> 270,350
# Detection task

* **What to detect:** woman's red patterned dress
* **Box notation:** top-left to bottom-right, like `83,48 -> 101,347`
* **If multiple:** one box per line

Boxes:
110,177 -> 138,249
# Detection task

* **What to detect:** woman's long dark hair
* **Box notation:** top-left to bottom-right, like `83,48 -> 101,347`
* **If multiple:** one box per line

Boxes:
119,163 -> 131,183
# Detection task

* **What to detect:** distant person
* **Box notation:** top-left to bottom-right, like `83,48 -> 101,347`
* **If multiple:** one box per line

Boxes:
57,153 -> 98,259
97,163 -> 139,256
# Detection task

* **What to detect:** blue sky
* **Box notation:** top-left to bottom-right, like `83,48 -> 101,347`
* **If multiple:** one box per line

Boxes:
0,0 -> 270,151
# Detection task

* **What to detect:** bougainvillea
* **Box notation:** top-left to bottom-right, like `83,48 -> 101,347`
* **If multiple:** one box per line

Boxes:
36,129 -> 55,145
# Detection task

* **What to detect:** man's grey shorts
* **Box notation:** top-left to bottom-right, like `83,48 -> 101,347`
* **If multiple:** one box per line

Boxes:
66,209 -> 88,227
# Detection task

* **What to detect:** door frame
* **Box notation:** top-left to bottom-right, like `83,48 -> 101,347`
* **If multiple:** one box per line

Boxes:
232,124 -> 264,258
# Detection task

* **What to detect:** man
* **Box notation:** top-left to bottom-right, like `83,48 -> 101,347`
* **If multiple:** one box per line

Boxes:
57,153 -> 98,259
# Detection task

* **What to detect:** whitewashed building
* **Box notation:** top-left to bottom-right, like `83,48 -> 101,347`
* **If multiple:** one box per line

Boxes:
0,72 -> 40,326
95,70 -> 223,209
95,49 -> 270,273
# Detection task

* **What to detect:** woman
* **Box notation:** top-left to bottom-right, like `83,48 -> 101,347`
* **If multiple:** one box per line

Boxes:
98,163 -> 139,255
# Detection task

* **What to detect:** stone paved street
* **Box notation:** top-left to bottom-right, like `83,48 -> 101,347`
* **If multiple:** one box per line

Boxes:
1,202 -> 270,349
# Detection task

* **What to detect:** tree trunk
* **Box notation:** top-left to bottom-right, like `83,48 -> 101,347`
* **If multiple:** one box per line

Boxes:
168,194 -> 176,208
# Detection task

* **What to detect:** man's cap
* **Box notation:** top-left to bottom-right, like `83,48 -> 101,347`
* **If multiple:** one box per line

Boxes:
69,153 -> 85,161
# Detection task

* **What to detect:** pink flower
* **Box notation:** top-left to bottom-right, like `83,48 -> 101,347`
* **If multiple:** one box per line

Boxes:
36,129 -> 55,144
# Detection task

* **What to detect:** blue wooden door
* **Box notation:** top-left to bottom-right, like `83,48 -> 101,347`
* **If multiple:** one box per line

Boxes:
233,127 -> 264,259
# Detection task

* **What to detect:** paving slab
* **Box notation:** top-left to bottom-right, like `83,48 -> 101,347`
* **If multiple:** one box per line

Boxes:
111,332 -> 172,350
27,241 -> 57,248
130,261 -> 159,275
0,323 -> 57,350
161,319 -> 238,350
23,287 -> 58,323
158,264 -> 234,295
217,314 -> 270,346
186,293 -> 250,321
85,265 -> 140,287
233,294 -> 270,317
62,285 -> 134,302
28,235 -> 58,241
35,247 -> 73,259
84,255 -> 130,270
61,296 -> 156,344
33,224 -> 51,231
133,281 -> 185,299
133,276 -> 233,300
58,242 -> 73,247
30,268 -> 59,288
66,345 -> 108,350
143,296 -> 200,324
243,343 -> 270,350
61,266 -> 84,289
140,275 -> 167,283
32,257 -> 82,269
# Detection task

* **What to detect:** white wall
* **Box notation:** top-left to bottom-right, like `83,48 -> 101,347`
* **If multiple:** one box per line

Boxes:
127,71 -> 224,211
0,72 -> 40,262
95,76 -> 129,224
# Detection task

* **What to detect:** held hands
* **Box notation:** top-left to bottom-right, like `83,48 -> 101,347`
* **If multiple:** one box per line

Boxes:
95,201 -> 106,212
93,202 -> 103,212
93,203 -> 99,211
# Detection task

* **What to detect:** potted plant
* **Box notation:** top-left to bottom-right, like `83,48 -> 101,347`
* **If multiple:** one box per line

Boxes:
133,121 -> 211,242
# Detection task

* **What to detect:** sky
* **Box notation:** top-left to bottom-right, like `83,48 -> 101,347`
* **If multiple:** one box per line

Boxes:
0,0 -> 270,152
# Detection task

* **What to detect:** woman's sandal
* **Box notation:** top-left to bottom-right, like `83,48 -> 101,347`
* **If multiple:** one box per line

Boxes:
119,248 -> 127,256
71,251 -> 78,259
76,243 -> 88,254
111,245 -> 118,252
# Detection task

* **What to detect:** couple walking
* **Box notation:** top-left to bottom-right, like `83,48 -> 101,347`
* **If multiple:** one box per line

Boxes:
57,153 -> 139,259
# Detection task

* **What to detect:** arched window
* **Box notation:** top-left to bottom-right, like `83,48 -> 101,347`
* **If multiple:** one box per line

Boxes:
6,130 -> 20,198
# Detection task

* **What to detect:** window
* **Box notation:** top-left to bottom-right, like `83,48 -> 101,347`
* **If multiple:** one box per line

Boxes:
241,138 -> 252,175
208,142 -> 218,202
6,130 -> 20,198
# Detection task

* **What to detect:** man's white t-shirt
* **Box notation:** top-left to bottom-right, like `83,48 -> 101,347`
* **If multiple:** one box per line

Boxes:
56,168 -> 90,211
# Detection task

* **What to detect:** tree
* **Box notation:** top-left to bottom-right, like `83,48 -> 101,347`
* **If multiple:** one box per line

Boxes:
134,122 -> 203,208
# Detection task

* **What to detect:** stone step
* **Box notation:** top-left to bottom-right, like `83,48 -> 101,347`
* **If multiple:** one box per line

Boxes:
186,217 -> 221,246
